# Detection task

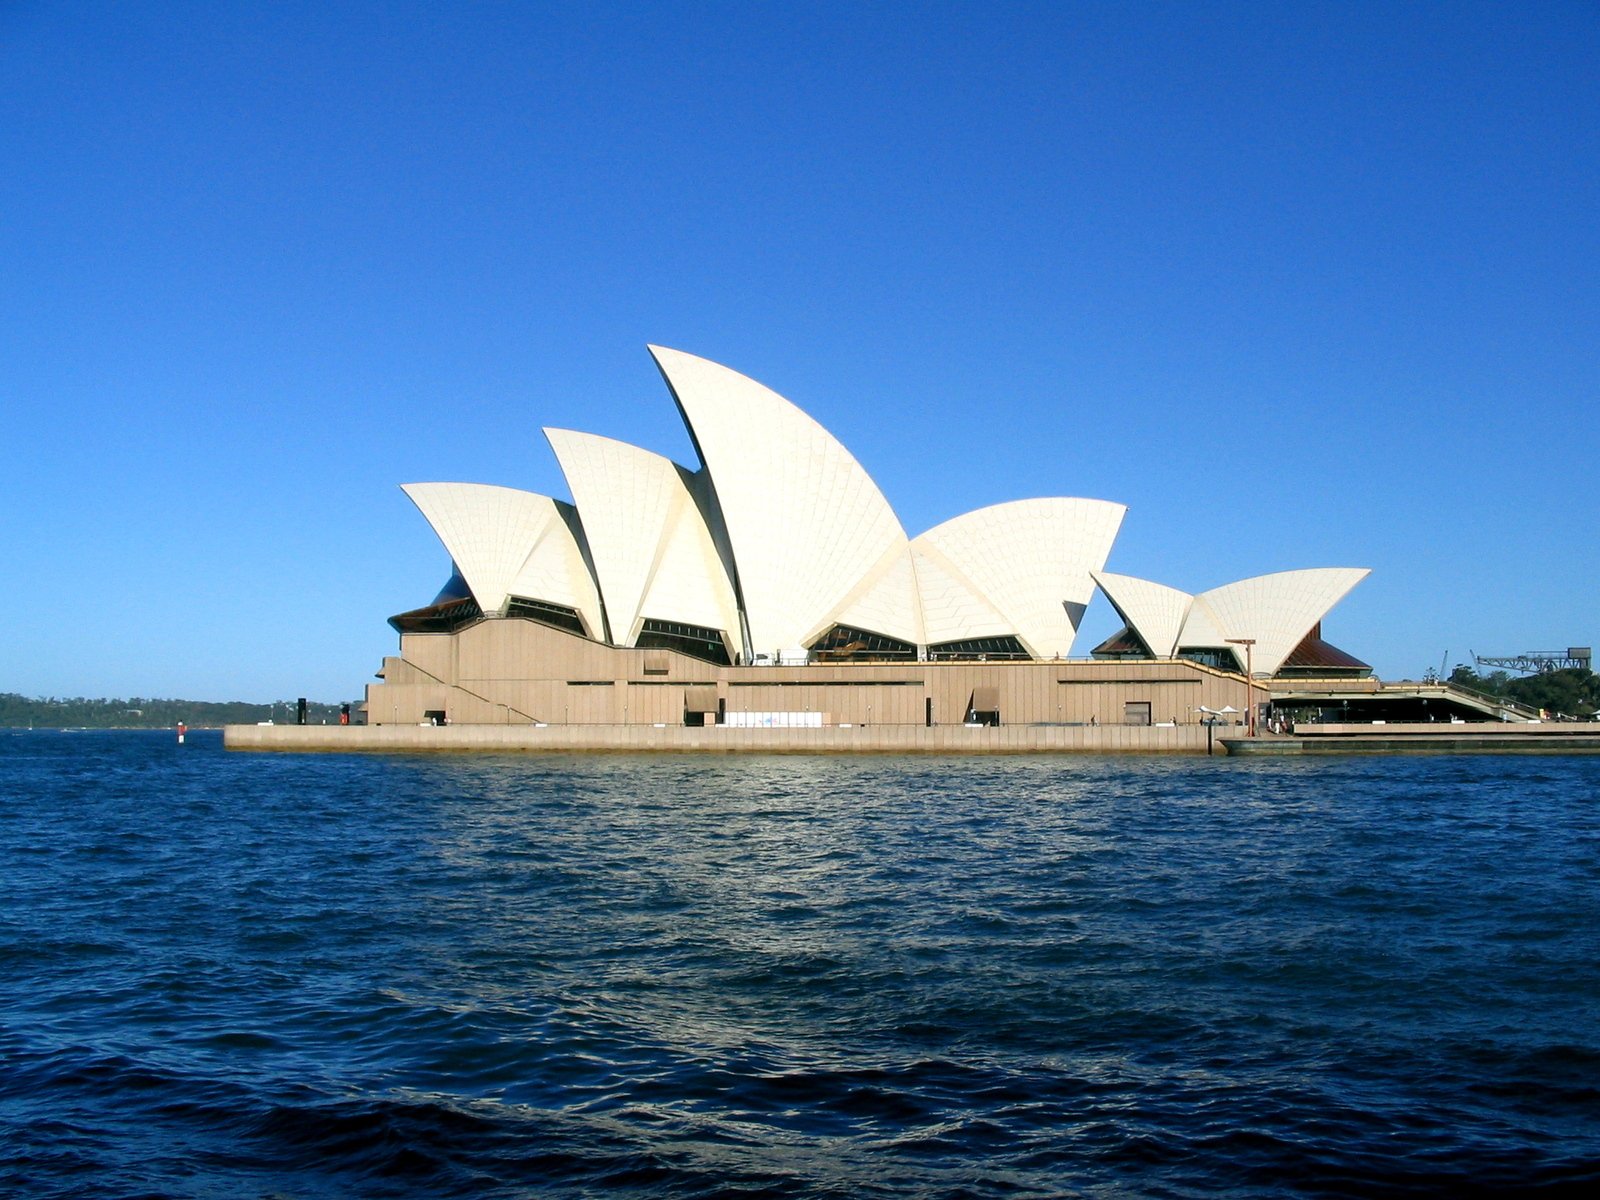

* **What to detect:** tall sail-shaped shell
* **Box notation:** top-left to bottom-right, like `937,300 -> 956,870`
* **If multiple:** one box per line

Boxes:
544,429 -> 740,649
649,345 -> 914,654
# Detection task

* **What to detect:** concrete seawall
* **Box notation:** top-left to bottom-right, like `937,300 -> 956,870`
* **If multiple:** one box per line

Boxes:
224,723 -> 1216,755
1227,725 -> 1600,755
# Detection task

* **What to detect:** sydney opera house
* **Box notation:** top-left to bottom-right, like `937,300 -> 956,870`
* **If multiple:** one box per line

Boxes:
360,346 -> 1373,737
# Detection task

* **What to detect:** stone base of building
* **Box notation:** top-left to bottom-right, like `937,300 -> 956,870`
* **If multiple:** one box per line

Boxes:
357,616 -> 1259,733
224,722 -> 1218,754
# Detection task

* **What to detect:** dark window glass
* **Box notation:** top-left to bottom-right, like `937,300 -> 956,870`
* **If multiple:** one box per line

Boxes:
506,597 -> 588,636
636,619 -> 731,666
928,636 -> 1031,661
1178,647 -> 1242,672
810,625 -> 918,662
1090,625 -> 1152,659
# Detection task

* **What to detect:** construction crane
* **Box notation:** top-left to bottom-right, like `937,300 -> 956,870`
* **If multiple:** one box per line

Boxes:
1473,648 -> 1592,675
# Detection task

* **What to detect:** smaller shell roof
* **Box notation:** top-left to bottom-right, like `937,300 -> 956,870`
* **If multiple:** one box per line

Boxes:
914,498 -> 1126,658
401,482 -> 603,636
1091,571 -> 1192,659
1189,568 -> 1370,676
1092,567 -> 1371,675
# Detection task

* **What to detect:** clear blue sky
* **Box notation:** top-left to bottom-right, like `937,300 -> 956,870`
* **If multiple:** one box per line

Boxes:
2,1 -> 1594,702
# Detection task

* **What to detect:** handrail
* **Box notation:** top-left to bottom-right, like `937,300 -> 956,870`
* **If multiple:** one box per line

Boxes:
1359,680 -> 1544,721
392,656 -> 541,724
1441,683 -> 1544,720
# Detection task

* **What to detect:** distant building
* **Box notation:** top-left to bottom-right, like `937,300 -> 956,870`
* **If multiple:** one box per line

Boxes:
366,347 -> 1369,729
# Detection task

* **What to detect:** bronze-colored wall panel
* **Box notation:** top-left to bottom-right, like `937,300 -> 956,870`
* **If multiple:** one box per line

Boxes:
366,619 -> 1261,729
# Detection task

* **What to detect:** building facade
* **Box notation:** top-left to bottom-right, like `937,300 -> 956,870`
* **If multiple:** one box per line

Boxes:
365,347 -> 1369,729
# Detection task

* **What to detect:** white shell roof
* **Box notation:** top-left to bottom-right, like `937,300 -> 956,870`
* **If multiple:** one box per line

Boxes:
826,542 -> 925,647
544,428 -> 740,647
1091,571 -> 1193,658
913,498 -> 1127,657
401,482 -> 603,635
650,345 -> 910,653
1174,595 -> 1229,659
913,543 -> 1017,645
397,347 -> 1372,672
1185,567 -> 1370,675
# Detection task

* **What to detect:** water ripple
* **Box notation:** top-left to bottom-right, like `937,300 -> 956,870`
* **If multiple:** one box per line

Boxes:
2,731 -> 1599,1197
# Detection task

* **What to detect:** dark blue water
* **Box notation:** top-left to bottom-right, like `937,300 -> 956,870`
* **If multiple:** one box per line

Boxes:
3,731 -> 1598,1198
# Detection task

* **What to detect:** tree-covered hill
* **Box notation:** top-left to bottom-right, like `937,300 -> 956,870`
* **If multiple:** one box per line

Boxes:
0,694 -> 357,729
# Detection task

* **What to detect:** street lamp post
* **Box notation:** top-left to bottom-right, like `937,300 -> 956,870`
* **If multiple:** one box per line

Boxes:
1226,638 -> 1258,736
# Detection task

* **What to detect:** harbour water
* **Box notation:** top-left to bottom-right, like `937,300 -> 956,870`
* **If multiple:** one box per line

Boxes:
3,730 -> 1598,1197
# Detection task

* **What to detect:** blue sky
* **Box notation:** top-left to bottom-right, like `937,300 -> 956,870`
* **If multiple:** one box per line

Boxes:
2,1 -> 1594,702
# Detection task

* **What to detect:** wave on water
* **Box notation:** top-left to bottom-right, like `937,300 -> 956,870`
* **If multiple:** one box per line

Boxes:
3,731 -> 1599,1197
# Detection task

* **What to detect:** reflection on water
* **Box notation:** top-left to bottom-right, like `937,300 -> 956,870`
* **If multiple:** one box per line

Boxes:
2,734 -> 1599,1197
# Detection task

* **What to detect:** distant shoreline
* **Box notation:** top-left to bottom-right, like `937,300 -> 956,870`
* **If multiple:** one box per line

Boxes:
3,724 -> 226,732
1,693 -> 356,731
